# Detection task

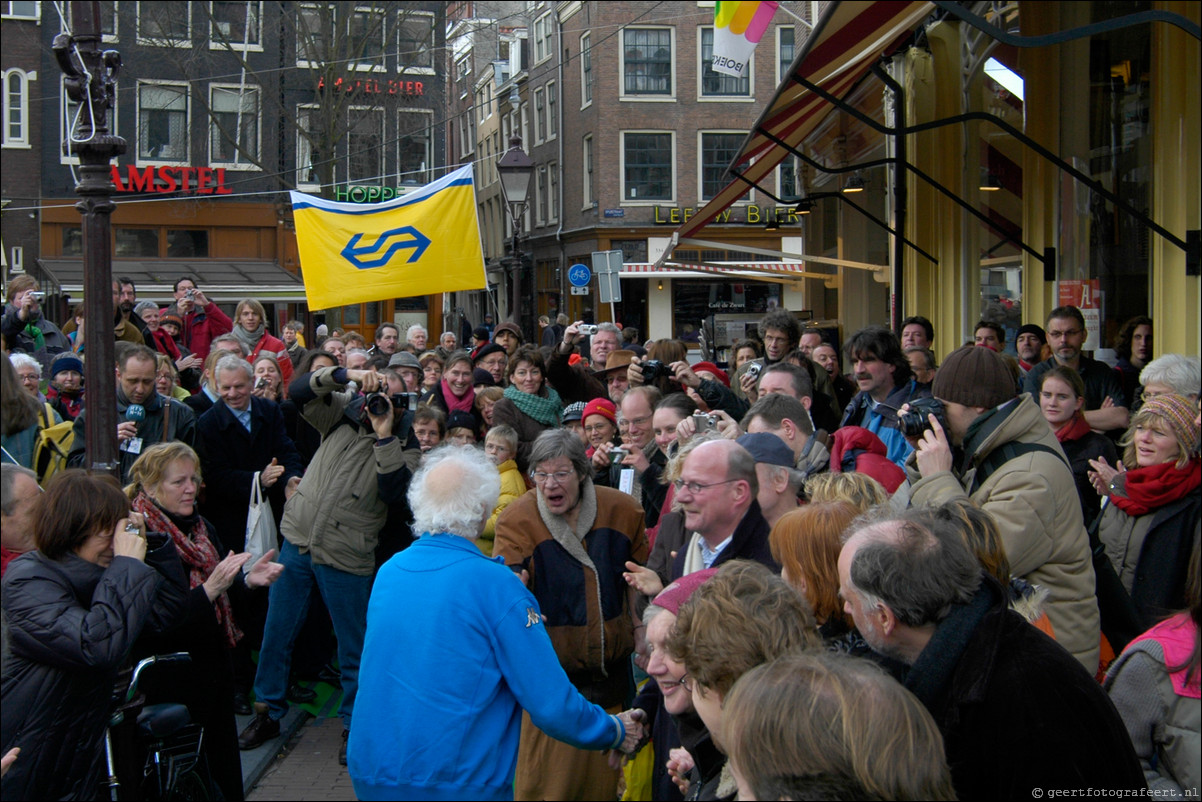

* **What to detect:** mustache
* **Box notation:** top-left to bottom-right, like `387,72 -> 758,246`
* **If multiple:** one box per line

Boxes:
855,373 -> 873,381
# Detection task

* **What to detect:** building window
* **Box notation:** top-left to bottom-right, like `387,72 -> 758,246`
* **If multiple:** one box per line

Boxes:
210,85 -> 260,165
347,107 -> 383,183
398,11 -> 434,71
2,2 -> 39,20
623,28 -> 672,96
548,161 -> 559,224
778,26 -> 795,83
520,101 -> 529,146
533,87 -> 545,143
296,4 -> 332,67
546,81 -> 557,140
459,114 -> 474,156
349,7 -> 385,71
115,228 -> 160,258
2,69 -> 30,148
138,82 -> 189,163
137,0 -> 191,45
623,132 -> 673,201
700,28 -> 750,97
612,240 -> 648,262
167,229 -> 209,257
580,33 -> 593,107
700,132 -> 748,201
778,154 -> 802,201
456,55 -> 471,86
398,109 -> 432,185
533,11 -> 552,64
583,135 -> 594,208
211,1 -> 261,48
536,165 -> 547,226
295,104 -> 319,186
61,75 -> 118,164
68,1 -> 116,40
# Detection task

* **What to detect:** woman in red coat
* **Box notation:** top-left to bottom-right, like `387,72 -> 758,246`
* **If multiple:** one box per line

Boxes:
231,299 -> 293,387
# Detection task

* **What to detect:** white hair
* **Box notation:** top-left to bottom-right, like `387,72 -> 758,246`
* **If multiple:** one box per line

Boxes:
215,354 -> 254,382
9,353 -> 41,378
1140,354 -> 1201,396
407,324 -> 427,339
408,445 -> 501,540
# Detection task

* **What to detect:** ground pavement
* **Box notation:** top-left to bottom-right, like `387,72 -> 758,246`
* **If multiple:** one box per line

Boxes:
245,716 -> 356,801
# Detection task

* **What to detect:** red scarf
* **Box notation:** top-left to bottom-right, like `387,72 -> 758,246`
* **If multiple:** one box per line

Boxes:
441,377 -> 475,414
132,491 -> 243,647
1054,413 -> 1093,443
150,328 -> 181,360
1111,457 -> 1202,517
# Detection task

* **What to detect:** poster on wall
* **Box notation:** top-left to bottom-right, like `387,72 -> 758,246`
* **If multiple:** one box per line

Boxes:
1058,279 -> 1101,351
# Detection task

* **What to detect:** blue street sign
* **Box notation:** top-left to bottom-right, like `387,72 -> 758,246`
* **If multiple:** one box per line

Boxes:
568,263 -> 592,287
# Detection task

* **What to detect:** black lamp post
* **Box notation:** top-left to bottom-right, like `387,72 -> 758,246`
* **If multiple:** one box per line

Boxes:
497,135 -> 534,338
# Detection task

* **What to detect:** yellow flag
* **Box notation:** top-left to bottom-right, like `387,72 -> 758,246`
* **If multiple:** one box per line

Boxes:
290,165 -> 486,310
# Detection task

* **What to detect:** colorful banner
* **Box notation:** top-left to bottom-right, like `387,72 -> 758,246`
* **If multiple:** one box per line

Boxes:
290,165 -> 486,310
712,1 -> 779,77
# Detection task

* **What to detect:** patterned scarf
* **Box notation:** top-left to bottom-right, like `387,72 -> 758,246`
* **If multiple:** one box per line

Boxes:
503,383 -> 564,426
132,490 -> 243,648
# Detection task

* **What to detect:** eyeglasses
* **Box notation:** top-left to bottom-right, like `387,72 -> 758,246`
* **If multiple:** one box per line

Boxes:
531,470 -> 574,487
672,478 -> 738,494
679,673 -> 694,693
583,424 -> 613,434
1046,329 -> 1082,339
626,415 -> 652,427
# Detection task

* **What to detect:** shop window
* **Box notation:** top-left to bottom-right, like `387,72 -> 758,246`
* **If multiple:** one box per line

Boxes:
700,132 -> 746,201
138,82 -> 189,163
167,230 -> 209,257
612,240 -> 648,262
211,1 -> 262,48
622,132 -> 673,201
672,279 -> 781,339
62,226 -> 83,256
398,11 -> 434,71
115,228 -> 160,258
138,0 -> 190,45
347,106 -> 383,183
210,85 -> 260,165
623,28 -> 672,96
700,28 -> 750,97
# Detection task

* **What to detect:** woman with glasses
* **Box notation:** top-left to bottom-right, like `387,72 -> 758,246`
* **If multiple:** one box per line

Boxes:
491,346 -> 564,474
493,429 -> 648,801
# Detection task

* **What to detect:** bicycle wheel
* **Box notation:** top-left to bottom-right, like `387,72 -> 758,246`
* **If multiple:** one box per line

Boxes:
167,769 -> 214,801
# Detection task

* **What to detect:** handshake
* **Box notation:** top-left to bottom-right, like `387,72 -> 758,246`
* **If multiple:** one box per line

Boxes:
613,708 -> 648,756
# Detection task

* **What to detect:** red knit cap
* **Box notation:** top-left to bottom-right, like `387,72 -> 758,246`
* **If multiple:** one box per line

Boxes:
653,568 -> 718,616
691,361 -> 730,387
582,398 -> 616,426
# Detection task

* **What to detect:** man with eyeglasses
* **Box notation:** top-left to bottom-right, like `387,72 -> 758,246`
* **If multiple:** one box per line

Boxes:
1023,305 -> 1128,436
494,430 -> 648,801
668,439 -> 779,582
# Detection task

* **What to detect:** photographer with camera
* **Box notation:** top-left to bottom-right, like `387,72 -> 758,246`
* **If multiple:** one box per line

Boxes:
900,345 -> 1100,673
3,276 -> 71,373
237,361 -> 422,765
545,321 -> 623,405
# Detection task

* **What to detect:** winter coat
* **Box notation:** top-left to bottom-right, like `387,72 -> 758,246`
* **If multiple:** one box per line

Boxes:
1,305 -> 71,374
670,500 -> 779,581
491,396 -> 556,475
246,331 -> 294,387
1060,430 -> 1117,529
828,425 -> 906,493
480,459 -> 527,554
281,366 -> 420,576
175,301 -> 233,361
840,380 -> 932,468
195,397 -> 304,554
903,576 -> 1145,800
67,388 -> 197,484
1098,490 -> 1201,629
0,542 -> 189,800
907,395 -> 1100,672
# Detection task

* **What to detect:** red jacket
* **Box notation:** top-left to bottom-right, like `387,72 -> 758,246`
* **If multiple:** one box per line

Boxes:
828,425 -> 906,494
182,302 -> 233,361
247,332 -> 294,388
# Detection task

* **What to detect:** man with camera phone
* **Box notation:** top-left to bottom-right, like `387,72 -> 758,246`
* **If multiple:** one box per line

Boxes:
901,345 -> 1099,673
238,361 -> 422,765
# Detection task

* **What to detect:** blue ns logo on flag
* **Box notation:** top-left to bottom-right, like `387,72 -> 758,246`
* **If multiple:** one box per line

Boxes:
340,226 -> 432,269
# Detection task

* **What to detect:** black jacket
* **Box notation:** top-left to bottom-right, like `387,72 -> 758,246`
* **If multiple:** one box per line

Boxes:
670,501 -> 778,581
195,397 -> 304,554
0,542 -> 188,800
902,575 -> 1145,799
68,389 -> 197,483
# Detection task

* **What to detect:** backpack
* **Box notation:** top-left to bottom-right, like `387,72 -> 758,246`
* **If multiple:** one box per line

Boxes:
33,403 -> 74,485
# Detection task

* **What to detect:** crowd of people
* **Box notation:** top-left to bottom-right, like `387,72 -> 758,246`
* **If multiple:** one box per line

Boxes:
2,277 -> 1200,801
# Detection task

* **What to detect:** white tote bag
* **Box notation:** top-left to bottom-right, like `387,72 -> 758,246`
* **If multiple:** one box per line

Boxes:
244,472 -> 277,572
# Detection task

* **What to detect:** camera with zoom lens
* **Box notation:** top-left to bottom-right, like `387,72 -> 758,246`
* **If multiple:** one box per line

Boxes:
745,361 -> 763,379
640,359 -> 670,382
364,392 -> 415,416
897,397 -> 949,438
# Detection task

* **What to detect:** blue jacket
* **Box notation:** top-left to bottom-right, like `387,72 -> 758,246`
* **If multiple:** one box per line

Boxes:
839,380 -> 931,469
348,534 -> 624,801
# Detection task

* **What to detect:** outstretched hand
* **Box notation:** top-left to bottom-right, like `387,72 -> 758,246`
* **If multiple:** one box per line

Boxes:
245,549 -> 284,589
623,561 -> 663,597
616,708 -> 647,754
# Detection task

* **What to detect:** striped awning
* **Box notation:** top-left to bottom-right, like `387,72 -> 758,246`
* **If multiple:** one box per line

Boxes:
668,1 -> 933,248
620,261 -> 807,279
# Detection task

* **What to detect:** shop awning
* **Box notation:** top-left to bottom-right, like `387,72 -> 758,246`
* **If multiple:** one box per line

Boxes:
37,259 -> 308,303
621,261 -> 806,280
659,0 -> 933,263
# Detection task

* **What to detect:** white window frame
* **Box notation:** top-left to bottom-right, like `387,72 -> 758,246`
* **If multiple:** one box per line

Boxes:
459,113 -> 474,157
135,80 -> 189,166
295,3 -> 332,69
209,0 -> 264,52
619,27 -> 676,102
697,27 -> 753,102
2,68 -> 33,149
535,164 -> 547,227
533,11 -> 553,65
208,82 -> 262,169
548,160 -> 559,224
620,130 -> 676,205
295,103 -> 321,190
545,80 -> 557,141
698,130 -> 752,204
2,1 -> 40,20
520,101 -> 529,148
579,32 -> 592,109
397,9 -> 436,74
397,107 -> 434,186
348,6 -> 386,72
776,25 -> 795,85
582,135 -> 594,210
345,105 -> 384,183
532,87 -> 545,144
136,0 -> 192,47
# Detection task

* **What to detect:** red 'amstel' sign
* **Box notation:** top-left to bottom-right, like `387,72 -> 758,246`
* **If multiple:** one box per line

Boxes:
109,165 -> 234,194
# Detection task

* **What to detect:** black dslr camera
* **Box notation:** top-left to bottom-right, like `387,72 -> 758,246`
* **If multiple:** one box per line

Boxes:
364,392 -> 415,417
897,397 -> 949,437
640,359 -> 670,382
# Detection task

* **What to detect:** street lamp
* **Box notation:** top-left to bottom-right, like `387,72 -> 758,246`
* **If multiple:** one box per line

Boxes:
497,135 -> 534,338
